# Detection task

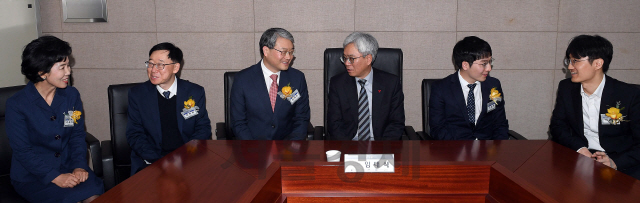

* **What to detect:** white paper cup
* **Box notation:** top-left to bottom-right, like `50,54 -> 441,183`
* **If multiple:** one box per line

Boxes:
326,150 -> 341,162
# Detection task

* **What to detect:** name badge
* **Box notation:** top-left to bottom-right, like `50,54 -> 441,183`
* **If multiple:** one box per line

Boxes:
487,101 -> 497,113
181,106 -> 199,120
601,114 -> 612,125
287,89 -> 300,105
344,154 -> 394,173
64,111 -> 74,127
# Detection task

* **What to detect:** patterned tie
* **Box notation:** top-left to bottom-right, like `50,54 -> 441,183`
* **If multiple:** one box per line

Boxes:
467,83 -> 476,124
357,79 -> 371,141
163,91 -> 170,99
269,74 -> 278,112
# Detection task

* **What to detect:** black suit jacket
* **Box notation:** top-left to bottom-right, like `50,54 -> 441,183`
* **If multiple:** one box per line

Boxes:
126,79 -> 212,175
550,76 -> 640,177
429,72 -> 509,140
327,68 -> 405,140
230,62 -> 310,140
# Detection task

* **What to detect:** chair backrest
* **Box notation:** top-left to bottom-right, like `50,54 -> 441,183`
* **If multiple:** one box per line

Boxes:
323,48 -> 403,134
223,72 -> 237,140
421,79 -> 440,135
0,85 -> 25,177
107,83 -> 142,167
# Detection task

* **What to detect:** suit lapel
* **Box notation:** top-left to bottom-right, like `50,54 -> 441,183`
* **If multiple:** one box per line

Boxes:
249,63 -> 274,114
450,74 -> 468,118
275,69 -> 290,113
477,80 -> 490,122
371,71 -> 384,135
598,76 -> 615,136
145,82 -> 162,144
571,82 -> 584,138
175,79 -> 185,137
344,75 -> 359,123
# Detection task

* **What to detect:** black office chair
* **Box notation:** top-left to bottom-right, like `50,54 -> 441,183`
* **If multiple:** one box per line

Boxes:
315,48 -> 418,140
417,79 -> 438,140
215,72 -> 317,140
101,82 -> 141,190
419,79 -> 526,140
1,85 -> 101,202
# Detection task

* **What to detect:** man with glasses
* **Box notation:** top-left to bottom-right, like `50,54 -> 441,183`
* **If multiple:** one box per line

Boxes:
230,28 -> 310,140
550,35 -> 640,180
127,42 -> 211,175
429,36 -> 509,140
326,32 -> 405,140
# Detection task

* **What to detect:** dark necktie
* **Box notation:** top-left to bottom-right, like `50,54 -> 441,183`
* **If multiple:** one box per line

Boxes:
357,79 -> 371,141
467,83 -> 476,124
163,91 -> 170,99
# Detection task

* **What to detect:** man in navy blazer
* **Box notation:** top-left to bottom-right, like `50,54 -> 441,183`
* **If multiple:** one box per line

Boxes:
327,32 -> 405,140
429,36 -> 509,140
230,28 -> 310,140
550,35 -> 640,180
127,42 -> 212,175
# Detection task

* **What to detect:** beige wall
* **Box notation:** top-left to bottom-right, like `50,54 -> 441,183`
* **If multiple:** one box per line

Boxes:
38,0 -> 640,141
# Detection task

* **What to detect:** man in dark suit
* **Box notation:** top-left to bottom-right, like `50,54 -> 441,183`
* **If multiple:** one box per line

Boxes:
550,35 -> 640,180
127,42 -> 212,175
230,28 -> 310,140
327,32 -> 405,141
429,36 -> 509,140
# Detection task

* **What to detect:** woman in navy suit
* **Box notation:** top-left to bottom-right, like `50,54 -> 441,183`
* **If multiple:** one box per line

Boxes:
5,36 -> 103,202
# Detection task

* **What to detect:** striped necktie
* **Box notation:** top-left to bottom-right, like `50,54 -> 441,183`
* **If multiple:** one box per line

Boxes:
357,79 -> 371,141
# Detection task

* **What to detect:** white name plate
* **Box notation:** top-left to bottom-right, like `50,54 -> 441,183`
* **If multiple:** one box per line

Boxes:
344,154 -> 394,173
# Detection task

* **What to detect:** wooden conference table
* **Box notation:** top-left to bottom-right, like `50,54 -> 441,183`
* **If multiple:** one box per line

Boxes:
94,140 -> 640,203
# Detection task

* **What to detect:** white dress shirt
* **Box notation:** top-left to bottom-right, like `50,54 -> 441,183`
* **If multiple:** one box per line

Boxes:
581,74 -> 606,152
354,69 -> 374,141
261,60 -> 281,94
458,71 -> 482,125
155,76 -> 178,99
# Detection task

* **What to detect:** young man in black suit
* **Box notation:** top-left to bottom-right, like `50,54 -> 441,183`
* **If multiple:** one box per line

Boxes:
550,35 -> 640,180
327,32 -> 405,140
429,36 -> 509,140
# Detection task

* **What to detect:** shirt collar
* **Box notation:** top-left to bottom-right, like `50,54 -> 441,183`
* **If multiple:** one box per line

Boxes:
458,71 -> 479,87
261,59 -> 281,77
156,76 -> 178,98
580,74 -> 606,98
355,68 -> 374,85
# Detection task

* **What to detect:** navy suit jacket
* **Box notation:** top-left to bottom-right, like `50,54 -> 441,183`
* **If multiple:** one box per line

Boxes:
126,79 -> 211,175
550,76 -> 640,178
327,69 -> 405,140
429,72 -> 509,140
6,82 -> 92,184
230,62 -> 310,140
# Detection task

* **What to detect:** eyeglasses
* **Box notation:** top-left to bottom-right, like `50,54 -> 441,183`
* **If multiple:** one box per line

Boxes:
563,58 -> 588,66
340,55 -> 365,64
145,61 -> 176,70
272,48 -> 294,57
473,58 -> 495,68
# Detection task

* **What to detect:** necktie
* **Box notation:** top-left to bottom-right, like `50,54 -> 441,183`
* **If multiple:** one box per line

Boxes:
467,83 -> 476,124
357,79 -> 371,141
163,91 -> 170,99
269,74 -> 278,112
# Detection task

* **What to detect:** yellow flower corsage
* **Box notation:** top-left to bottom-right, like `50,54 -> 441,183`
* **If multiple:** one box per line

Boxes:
71,110 -> 81,124
489,87 -> 502,103
184,96 -> 195,109
281,83 -> 292,98
606,101 -> 626,125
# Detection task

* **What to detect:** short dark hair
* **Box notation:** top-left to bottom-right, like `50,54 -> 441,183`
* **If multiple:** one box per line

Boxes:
452,36 -> 492,71
21,35 -> 72,83
259,28 -> 294,58
149,42 -> 183,65
565,35 -> 613,73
